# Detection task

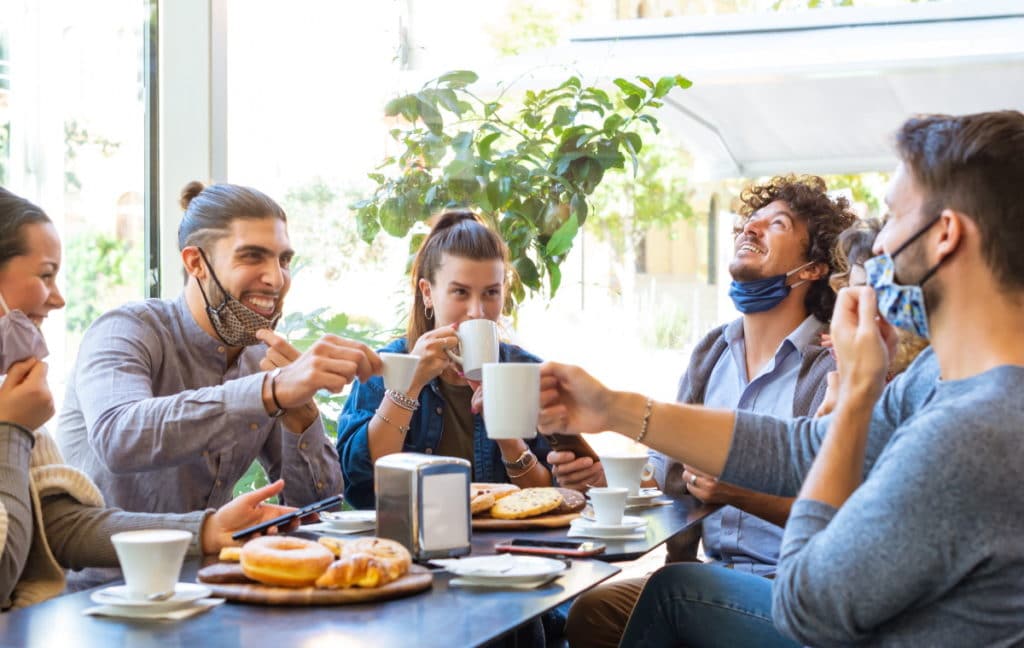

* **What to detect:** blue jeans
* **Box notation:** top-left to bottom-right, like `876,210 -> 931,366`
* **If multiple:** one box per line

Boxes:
619,563 -> 801,648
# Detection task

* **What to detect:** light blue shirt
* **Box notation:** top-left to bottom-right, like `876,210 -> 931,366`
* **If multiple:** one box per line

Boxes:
697,315 -> 822,576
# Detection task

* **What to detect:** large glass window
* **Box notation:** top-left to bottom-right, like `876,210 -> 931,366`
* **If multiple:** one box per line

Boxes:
1,0 -> 148,410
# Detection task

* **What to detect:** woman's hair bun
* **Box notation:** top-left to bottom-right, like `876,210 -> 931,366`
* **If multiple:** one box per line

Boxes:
179,181 -> 206,211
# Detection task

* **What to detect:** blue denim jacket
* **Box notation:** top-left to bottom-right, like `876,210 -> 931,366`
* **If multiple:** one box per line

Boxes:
336,337 -> 552,509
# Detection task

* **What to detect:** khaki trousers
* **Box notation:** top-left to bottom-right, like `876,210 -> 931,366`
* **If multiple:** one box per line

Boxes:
565,576 -> 648,648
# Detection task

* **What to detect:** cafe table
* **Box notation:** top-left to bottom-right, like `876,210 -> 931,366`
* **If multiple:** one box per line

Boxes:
472,494 -> 719,562
0,556 -> 619,648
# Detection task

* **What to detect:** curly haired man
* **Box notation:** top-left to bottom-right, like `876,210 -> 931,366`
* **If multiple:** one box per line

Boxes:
558,174 -> 857,648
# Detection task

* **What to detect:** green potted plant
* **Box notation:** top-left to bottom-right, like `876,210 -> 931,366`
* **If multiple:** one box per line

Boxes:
352,70 -> 692,302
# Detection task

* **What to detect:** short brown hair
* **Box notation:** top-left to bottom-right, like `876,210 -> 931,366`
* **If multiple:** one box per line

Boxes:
896,111 -> 1024,291
177,181 -> 287,251
829,218 -> 882,293
406,210 -> 510,345
736,174 -> 858,322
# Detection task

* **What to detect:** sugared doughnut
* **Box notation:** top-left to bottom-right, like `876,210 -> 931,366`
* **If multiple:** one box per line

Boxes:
240,536 -> 333,587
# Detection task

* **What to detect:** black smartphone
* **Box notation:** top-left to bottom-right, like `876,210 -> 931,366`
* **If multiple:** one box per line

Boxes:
494,538 -> 606,557
231,493 -> 344,541
544,433 -> 601,462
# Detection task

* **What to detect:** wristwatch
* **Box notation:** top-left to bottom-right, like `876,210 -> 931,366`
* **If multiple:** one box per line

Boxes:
266,367 -> 286,418
502,449 -> 535,472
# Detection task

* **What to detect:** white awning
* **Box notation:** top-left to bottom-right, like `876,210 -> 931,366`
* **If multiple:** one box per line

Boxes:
493,0 -> 1024,179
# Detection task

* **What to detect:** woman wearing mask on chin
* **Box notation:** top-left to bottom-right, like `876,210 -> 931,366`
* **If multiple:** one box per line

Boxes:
337,210 -> 553,508
0,188 -> 305,610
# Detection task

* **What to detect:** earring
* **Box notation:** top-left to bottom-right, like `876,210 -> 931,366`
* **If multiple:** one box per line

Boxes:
424,304 -> 434,320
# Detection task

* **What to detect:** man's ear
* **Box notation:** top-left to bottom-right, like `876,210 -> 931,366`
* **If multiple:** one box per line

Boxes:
181,247 -> 206,280
936,208 -> 964,262
800,261 -> 829,282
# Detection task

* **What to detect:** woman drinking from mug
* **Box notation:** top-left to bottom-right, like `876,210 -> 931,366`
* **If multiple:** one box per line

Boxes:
0,188 -> 301,609
336,210 -> 553,508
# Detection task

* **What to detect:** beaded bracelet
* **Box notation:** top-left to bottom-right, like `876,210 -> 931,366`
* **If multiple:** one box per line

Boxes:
374,411 -> 410,435
634,397 -> 654,444
386,388 -> 420,412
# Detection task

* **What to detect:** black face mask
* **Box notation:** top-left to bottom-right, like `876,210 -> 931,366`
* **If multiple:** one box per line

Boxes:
195,249 -> 280,347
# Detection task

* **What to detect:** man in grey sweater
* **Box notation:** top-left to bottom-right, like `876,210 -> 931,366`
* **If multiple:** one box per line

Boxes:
538,110 -> 1024,647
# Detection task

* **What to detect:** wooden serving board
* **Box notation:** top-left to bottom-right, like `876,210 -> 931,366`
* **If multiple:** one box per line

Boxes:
472,511 -> 581,530
196,563 -> 432,606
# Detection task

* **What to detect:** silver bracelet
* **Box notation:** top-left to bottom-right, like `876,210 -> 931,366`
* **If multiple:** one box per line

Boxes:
374,411 -> 410,435
635,398 -> 654,443
385,388 -> 420,412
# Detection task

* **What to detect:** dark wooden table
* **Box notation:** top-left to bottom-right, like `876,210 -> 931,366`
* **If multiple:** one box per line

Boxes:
0,558 -> 619,648
473,495 -> 718,562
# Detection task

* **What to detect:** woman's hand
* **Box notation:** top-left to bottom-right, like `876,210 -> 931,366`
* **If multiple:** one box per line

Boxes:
407,324 -> 459,394
0,358 -> 53,430
537,362 -> 614,436
200,480 -> 310,554
548,450 -> 605,491
830,287 -> 892,405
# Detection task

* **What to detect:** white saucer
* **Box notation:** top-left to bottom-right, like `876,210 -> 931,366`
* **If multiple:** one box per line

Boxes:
442,555 -> 568,585
626,488 -> 663,505
91,582 -> 211,611
320,510 -> 377,532
573,515 -> 647,533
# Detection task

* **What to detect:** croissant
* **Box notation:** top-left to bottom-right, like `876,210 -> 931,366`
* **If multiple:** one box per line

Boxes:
316,553 -> 391,589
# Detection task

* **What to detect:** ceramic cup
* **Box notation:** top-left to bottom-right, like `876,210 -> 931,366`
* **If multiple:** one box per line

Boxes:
446,319 -> 500,381
111,529 -> 192,599
601,454 -> 655,497
588,487 -> 629,526
482,362 -> 540,439
379,352 -> 421,394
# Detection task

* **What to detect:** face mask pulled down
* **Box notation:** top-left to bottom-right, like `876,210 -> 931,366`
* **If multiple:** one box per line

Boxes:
0,293 -> 49,374
729,262 -> 813,314
196,249 -> 281,347
864,216 -> 943,340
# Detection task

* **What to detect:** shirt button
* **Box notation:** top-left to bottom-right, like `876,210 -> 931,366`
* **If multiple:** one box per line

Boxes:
217,346 -> 225,353
249,423 -> 258,431
425,448 -> 433,454
300,442 -> 307,450
435,407 -> 443,415
317,481 -> 324,489
216,480 -> 223,487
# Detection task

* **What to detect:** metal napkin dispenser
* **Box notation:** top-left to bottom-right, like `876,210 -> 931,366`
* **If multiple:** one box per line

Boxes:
374,453 -> 472,561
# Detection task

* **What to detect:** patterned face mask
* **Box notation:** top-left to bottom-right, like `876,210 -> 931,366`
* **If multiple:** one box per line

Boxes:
0,292 -> 50,374
195,249 -> 281,347
864,216 -> 943,340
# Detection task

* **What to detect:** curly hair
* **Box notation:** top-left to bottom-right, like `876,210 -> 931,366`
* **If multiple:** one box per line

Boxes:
828,218 -> 882,293
735,174 -> 858,323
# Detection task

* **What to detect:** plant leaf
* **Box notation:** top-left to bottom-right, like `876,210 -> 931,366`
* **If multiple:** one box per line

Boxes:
437,70 -> 478,87
613,78 -> 645,97
513,256 -> 540,289
545,257 -> 562,296
570,193 -> 588,226
545,213 -> 578,257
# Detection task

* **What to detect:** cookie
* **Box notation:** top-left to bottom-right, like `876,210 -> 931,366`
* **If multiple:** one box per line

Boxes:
490,487 -> 564,520
553,487 -> 586,514
470,492 -> 496,515
471,482 -> 520,500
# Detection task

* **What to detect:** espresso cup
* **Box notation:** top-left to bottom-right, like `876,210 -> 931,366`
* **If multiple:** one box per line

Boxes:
111,529 -> 192,599
601,454 -> 655,497
588,487 -> 629,526
379,352 -> 421,394
446,319 -> 500,381
482,362 -> 539,439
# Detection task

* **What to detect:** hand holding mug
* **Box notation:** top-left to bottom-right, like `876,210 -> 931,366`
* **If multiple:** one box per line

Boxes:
445,319 -> 499,381
537,362 -> 614,436
408,325 -> 459,392
0,358 -> 54,430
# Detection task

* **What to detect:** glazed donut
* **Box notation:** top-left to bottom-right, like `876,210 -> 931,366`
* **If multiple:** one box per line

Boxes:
240,536 -> 334,587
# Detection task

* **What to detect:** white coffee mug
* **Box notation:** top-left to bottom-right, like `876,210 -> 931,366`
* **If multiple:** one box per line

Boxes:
482,362 -> 539,439
601,454 -> 655,497
588,487 -> 629,526
111,529 -> 192,599
446,319 -> 500,381
379,352 -> 421,393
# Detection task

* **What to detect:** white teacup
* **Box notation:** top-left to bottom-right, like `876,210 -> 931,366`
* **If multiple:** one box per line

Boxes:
588,487 -> 629,526
482,362 -> 539,439
446,319 -> 500,381
601,454 -> 655,497
111,529 -> 192,599
379,352 -> 421,394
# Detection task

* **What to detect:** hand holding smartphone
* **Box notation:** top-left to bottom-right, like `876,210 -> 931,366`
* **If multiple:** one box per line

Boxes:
544,433 -> 601,462
495,538 -> 606,557
231,493 -> 344,541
